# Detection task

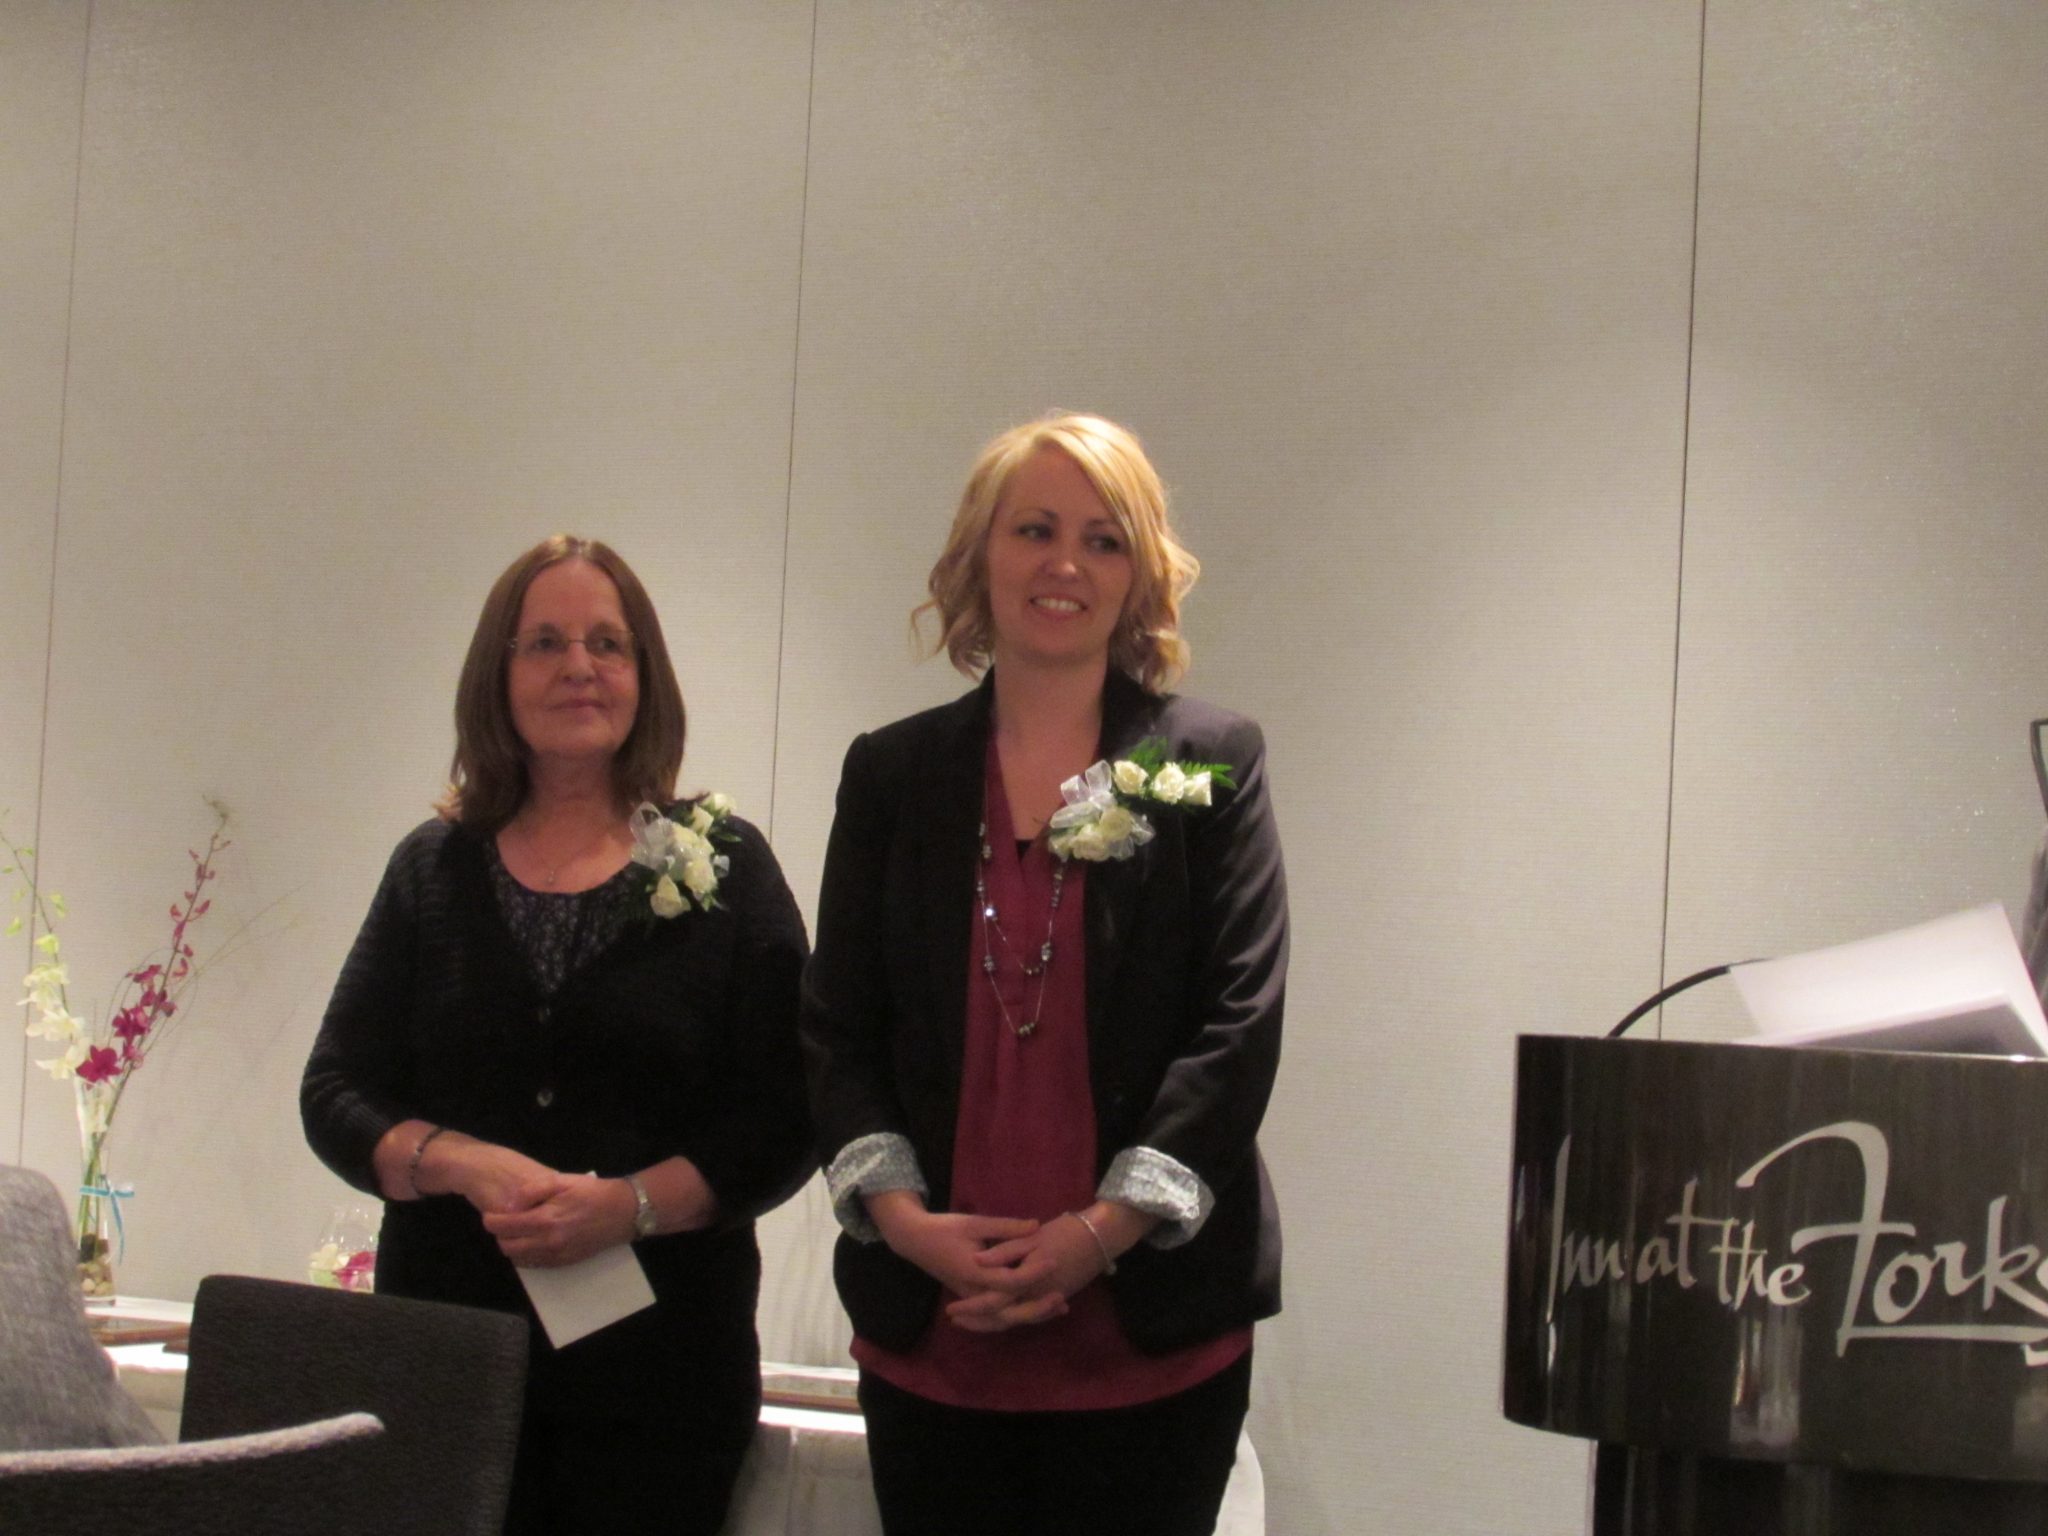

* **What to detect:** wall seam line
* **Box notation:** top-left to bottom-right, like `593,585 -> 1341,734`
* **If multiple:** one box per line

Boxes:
16,0 -> 95,1165
765,0 -> 820,845
1655,0 -> 1711,1037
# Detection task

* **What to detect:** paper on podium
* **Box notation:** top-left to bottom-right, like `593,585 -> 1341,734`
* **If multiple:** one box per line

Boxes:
1733,904 -> 2048,1056
516,1243 -> 656,1348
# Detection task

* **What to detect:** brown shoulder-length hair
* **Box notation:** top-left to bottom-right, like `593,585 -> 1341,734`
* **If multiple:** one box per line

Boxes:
436,535 -> 686,831
914,413 -> 1201,694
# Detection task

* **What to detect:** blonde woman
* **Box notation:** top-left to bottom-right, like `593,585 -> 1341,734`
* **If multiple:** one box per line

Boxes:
802,416 -> 1288,1535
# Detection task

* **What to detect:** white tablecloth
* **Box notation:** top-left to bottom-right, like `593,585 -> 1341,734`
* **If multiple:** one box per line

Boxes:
98,1298 -> 1262,1535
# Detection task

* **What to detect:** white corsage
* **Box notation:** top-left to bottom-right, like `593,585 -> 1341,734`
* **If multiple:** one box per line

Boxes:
1045,739 -> 1235,863
627,797 -> 736,917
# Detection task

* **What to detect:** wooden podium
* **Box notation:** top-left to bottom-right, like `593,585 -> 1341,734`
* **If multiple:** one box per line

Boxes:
1503,1034 -> 2048,1534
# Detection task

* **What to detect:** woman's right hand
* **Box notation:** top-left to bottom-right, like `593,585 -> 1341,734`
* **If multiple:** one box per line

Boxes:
437,1141 -> 566,1215
866,1190 -> 1042,1300
373,1120 -> 563,1214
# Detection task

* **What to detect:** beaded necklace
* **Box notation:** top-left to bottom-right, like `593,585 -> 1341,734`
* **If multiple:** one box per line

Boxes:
973,822 -> 1067,1039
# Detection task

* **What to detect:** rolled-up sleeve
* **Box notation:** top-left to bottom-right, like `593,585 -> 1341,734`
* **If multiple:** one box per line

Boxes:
1110,716 -> 1288,1244
802,733 -> 925,1236
824,1132 -> 929,1241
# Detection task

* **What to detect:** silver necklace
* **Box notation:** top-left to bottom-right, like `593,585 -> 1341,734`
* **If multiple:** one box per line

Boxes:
519,819 -> 572,888
518,817 -> 615,889
974,822 -> 1067,1039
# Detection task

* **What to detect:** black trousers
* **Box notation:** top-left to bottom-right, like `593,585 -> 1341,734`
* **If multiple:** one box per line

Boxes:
857,1351 -> 1253,1536
501,1356 -> 759,1536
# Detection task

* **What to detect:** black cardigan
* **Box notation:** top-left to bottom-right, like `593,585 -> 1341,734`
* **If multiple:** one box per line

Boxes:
801,672 -> 1288,1355
301,810 -> 813,1406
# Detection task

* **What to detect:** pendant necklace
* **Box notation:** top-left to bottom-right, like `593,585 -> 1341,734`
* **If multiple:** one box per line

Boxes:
518,816 -> 616,890
521,820 -> 572,888
974,821 -> 1067,1039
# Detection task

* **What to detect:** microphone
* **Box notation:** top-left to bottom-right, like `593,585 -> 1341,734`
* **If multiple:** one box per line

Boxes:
1607,962 -> 1761,1039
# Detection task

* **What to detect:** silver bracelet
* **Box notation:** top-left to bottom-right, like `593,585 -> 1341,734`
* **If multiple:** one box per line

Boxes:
407,1125 -> 448,1197
1066,1208 -> 1117,1276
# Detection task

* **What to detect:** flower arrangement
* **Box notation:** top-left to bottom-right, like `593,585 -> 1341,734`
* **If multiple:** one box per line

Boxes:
307,1199 -> 379,1294
5,799 -> 232,1296
308,1241 -> 377,1293
626,794 -> 736,918
1047,738 -> 1237,862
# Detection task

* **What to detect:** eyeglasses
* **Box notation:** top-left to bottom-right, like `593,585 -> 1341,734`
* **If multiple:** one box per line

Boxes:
508,625 -> 637,669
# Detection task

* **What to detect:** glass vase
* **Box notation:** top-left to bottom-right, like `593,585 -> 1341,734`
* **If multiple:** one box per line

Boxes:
309,1199 -> 381,1293
76,1132 -> 117,1300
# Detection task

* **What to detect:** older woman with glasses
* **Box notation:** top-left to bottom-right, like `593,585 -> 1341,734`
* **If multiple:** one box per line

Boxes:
303,535 -> 812,1536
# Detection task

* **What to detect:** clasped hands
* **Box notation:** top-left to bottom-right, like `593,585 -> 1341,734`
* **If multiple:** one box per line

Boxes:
377,1122 -> 709,1269
469,1148 -> 630,1269
867,1190 -> 1135,1334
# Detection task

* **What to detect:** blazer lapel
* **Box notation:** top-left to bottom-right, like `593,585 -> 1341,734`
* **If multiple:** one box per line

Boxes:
917,677 -> 994,1096
1083,673 -> 1166,1044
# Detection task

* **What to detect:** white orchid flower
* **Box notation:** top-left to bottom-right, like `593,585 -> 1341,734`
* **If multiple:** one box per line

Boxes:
37,1038 -> 87,1080
24,1004 -> 83,1042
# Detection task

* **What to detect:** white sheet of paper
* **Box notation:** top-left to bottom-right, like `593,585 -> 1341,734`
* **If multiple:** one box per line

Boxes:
515,1243 -> 656,1348
1733,903 -> 2048,1055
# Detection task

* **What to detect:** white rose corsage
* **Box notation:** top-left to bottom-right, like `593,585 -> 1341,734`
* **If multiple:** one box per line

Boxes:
627,794 -> 737,918
1047,739 -> 1235,863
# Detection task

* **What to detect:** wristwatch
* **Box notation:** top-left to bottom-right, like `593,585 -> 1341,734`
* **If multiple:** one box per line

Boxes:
626,1173 -> 657,1238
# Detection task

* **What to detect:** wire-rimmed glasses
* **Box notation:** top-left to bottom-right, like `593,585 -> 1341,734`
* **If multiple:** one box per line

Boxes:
508,625 -> 636,669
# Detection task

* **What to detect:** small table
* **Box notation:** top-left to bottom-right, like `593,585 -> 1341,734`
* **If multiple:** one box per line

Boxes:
92,1296 -> 192,1442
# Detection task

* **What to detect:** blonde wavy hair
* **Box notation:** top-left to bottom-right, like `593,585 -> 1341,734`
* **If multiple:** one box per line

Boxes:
915,413 -> 1200,693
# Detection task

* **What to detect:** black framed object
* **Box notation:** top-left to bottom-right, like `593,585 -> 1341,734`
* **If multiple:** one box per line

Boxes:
2032,717 -> 2047,817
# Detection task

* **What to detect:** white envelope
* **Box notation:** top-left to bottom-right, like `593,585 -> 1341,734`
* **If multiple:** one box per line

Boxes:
515,1243 -> 656,1348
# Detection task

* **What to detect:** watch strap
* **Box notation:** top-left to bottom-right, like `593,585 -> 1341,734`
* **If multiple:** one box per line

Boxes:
626,1173 -> 657,1238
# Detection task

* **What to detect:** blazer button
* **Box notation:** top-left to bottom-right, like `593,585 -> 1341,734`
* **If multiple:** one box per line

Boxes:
536,1087 -> 555,1108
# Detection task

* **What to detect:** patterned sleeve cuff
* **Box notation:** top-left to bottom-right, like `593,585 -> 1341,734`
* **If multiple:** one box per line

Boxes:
825,1132 -> 929,1242
1098,1146 -> 1214,1249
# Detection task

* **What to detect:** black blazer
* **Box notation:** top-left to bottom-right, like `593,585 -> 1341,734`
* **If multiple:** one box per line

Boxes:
801,671 -> 1288,1355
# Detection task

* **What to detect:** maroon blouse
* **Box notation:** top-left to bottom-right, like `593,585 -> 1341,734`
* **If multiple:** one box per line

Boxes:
853,741 -> 1247,1410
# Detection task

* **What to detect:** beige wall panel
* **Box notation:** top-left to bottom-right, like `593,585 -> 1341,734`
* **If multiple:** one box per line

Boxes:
23,1 -> 812,1301
0,3 -> 89,1164
775,4 -> 1701,1530
1667,3 -> 2048,1038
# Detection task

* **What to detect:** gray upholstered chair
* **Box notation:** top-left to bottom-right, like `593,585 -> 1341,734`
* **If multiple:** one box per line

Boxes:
182,1272 -> 529,1536
0,1164 -> 160,1452
2,1166 -> 392,1532
0,1412 -> 386,1535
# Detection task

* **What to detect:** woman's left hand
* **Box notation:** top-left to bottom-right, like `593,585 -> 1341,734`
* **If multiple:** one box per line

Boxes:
943,1212 -> 1109,1333
481,1173 -> 635,1268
